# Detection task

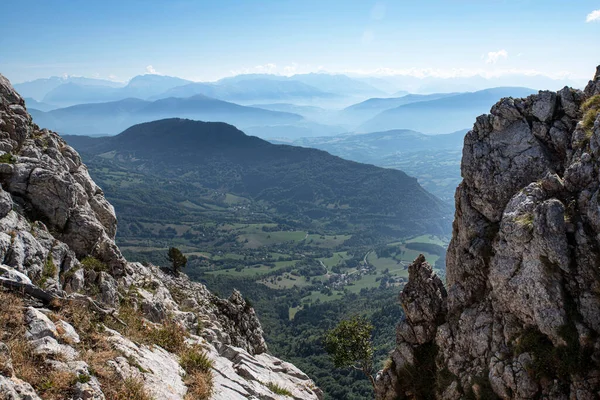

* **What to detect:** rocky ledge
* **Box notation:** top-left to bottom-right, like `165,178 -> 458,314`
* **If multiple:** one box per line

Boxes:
376,66 -> 600,399
0,73 -> 322,400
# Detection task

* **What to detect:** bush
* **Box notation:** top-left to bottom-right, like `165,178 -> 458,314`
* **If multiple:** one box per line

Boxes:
324,315 -> 375,388
80,256 -> 108,272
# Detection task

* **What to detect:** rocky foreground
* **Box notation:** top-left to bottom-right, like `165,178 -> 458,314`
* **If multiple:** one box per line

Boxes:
0,74 -> 322,399
376,67 -> 600,399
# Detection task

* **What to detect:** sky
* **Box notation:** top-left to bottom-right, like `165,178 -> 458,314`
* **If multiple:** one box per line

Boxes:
0,0 -> 599,84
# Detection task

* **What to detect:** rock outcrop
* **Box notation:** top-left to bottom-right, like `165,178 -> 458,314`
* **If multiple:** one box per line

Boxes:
0,74 -> 322,400
376,66 -> 600,399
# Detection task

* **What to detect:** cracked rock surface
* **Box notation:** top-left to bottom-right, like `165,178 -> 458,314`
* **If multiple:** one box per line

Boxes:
376,66 -> 600,399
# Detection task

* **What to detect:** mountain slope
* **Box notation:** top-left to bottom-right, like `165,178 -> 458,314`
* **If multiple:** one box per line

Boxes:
341,93 -> 459,125
66,118 -> 451,236
29,95 -> 304,135
375,66 -> 600,399
287,129 -> 466,202
0,73 -> 323,400
361,87 -> 537,133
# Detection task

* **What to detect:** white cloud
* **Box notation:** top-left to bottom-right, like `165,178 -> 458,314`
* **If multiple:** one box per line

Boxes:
228,63 -> 321,77
485,49 -> 508,64
146,65 -> 158,74
254,63 -> 277,73
283,63 -> 298,75
587,9 -> 600,22
340,67 -> 577,80
370,2 -> 386,20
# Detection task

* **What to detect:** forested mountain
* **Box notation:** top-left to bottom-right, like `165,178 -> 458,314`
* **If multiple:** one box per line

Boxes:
65,118 -> 451,236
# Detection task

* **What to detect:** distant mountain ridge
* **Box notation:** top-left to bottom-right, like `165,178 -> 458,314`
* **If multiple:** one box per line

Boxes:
359,87 -> 537,133
14,75 -> 125,100
17,73 -> 385,107
28,95 -> 303,136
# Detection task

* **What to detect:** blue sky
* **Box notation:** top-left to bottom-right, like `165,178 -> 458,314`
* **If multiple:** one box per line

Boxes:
0,0 -> 599,83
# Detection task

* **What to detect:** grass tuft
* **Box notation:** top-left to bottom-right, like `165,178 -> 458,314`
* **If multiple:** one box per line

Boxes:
581,95 -> 600,137
179,345 -> 213,373
265,381 -> 293,396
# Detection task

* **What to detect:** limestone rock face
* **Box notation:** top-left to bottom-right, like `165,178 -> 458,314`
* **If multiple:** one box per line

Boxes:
0,73 -> 322,400
376,66 -> 600,399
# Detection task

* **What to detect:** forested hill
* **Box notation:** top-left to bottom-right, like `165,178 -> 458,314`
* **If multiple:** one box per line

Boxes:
65,118 -> 451,237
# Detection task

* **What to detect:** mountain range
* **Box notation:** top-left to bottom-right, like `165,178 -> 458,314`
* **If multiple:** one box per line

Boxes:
16,73 -> 385,108
358,87 -> 538,133
28,95 -> 304,136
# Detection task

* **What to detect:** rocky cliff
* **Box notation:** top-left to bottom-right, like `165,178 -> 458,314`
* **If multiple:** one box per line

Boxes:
375,66 -> 600,399
0,74 -> 322,400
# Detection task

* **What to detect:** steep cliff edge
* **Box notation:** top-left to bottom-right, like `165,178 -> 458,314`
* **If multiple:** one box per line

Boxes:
0,73 -> 322,400
376,66 -> 600,399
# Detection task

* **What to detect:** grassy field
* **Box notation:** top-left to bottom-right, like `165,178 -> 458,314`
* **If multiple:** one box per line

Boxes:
318,252 -> 350,268
206,260 -> 294,277
304,234 -> 351,247
405,234 -> 448,246
238,230 -> 307,248
261,273 -> 312,289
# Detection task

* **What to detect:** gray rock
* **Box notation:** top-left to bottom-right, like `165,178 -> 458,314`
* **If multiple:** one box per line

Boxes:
24,307 -> 57,340
0,375 -> 42,400
0,264 -> 31,284
376,66 -> 600,399
56,320 -> 81,344
29,336 -> 78,361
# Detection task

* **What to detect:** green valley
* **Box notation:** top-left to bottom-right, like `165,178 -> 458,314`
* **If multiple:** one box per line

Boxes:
64,118 -> 451,399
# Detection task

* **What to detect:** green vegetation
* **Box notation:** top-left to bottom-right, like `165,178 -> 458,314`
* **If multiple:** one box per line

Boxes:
80,256 -> 108,272
64,125 -> 452,400
0,152 -> 16,164
37,255 -> 57,286
167,247 -> 187,274
179,345 -> 214,400
324,316 -> 375,388
582,94 -> 600,136
265,382 -> 293,396
179,346 -> 214,373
